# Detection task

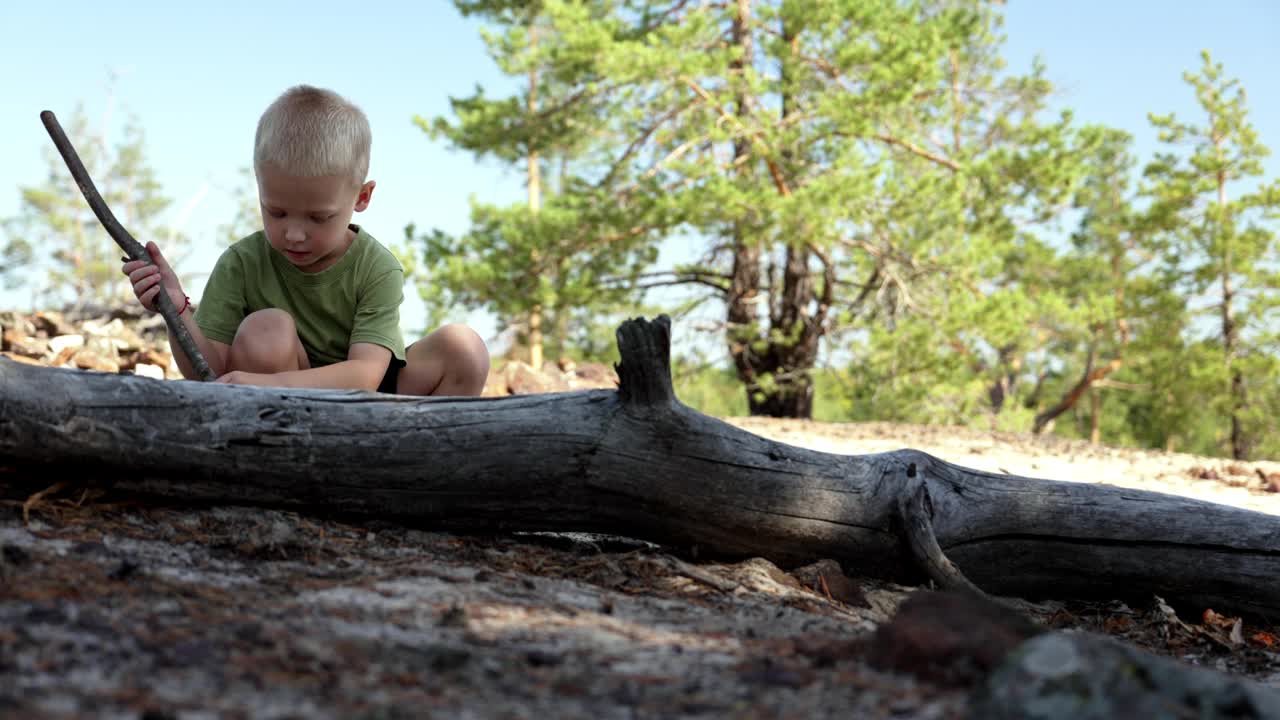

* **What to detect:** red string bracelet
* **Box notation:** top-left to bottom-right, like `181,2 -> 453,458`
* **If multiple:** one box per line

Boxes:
176,295 -> 191,316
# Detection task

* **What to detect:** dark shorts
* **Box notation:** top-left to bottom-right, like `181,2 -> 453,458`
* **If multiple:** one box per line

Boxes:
378,358 -> 406,394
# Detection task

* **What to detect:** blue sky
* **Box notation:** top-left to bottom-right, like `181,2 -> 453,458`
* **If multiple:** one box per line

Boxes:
2,1 -> 1278,351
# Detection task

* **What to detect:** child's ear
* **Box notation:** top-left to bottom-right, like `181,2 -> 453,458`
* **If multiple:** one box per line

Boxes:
354,180 -> 376,212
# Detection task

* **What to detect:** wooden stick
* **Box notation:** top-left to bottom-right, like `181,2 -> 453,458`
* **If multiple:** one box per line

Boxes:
38,109 -> 215,382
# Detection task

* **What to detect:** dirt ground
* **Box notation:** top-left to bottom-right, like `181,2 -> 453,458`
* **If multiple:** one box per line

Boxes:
3,416 -> 1279,719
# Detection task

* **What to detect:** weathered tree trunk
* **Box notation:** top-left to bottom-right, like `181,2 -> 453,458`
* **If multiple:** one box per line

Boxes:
725,0 -> 765,414
3,316 -> 1280,619
525,21 -> 545,373
724,7 -> 828,420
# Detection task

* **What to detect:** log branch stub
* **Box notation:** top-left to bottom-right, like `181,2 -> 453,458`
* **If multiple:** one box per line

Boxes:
38,109 -> 214,382
614,315 -> 675,408
898,475 -> 991,601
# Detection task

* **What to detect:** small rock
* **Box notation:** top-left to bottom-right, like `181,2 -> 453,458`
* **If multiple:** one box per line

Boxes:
505,361 -> 571,395
479,359 -> 618,395
48,334 -> 85,355
2,328 -> 48,358
75,350 -> 120,373
132,363 -> 166,380
0,312 -> 36,338
866,590 -> 1045,688
32,311 -> 77,337
1191,465 -> 1222,481
790,559 -> 868,607
971,631 -> 1280,719
83,317 -> 140,350
570,362 -> 620,389
51,346 -> 80,367
131,347 -> 173,370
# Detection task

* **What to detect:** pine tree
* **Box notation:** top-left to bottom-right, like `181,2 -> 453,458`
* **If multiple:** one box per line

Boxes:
1028,126 -> 1144,441
215,166 -> 262,248
436,1 -> 1097,419
670,0 -> 1087,418
1141,51 -> 1280,460
3,104 -> 183,310
413,0 -> 663,368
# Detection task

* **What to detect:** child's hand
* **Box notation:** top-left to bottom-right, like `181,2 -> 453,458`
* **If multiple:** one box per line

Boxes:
122,241 -> 187,314
216,371 -> 267,386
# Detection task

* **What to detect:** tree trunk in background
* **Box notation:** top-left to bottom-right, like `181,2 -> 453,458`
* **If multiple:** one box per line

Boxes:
725,0 -> 764,412
1089,387 -> 1102,445
725,6 -> 822,419
1230,369 -> 1247,459
760,237 -> 817,418
527,23 -> 544,372
1217,161 -> 1246,460
1223,226 -> 1247,461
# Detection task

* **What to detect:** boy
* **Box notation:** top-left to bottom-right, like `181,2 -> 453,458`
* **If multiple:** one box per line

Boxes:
122,85 -> 489,396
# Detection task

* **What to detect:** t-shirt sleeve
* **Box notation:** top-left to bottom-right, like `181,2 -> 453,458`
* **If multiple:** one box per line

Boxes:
194,249 -> 247,345
349,268 -> 406,361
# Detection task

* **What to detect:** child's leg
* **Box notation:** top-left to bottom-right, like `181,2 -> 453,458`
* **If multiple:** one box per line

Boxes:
397,323 -> 489,397
227,309 -> 311,374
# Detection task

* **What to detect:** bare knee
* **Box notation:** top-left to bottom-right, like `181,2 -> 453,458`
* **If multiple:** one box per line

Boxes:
430,324 -> 488,392
228,309 -> 307,374
433,323 -> 490,394
401,323 -> 490,396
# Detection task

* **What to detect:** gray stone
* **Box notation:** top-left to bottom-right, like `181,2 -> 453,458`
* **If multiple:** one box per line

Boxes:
972,631 -> 1280,719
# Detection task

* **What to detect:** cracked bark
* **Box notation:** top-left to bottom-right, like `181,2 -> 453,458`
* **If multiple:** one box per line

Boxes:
2,316 -> 1280,619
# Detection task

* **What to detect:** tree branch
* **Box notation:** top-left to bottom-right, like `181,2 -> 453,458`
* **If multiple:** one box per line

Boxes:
39,110 -> 215,382
681,76 -> 793,197
873,132 -> 962,171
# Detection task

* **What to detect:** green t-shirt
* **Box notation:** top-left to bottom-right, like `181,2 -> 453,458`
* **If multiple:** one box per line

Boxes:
194,224 -> 406,367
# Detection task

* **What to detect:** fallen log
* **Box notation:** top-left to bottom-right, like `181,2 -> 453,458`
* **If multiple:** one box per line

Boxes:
2,316 -> 1279,618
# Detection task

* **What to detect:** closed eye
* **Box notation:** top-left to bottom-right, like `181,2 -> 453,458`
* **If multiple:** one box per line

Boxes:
310,214 -> 336,223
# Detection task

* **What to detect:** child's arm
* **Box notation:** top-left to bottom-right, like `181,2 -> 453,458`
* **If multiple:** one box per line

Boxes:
166,311 -> 231,380
216,343 -> 390,391
123,242 -> 231,378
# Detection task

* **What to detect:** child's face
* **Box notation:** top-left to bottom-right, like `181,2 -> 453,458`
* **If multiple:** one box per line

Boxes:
256,164 -> 376,273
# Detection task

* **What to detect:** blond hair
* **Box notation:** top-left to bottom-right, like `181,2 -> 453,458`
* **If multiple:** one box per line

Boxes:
253,85 -> 371,188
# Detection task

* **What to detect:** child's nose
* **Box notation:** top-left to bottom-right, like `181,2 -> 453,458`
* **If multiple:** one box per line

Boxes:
285,224 -> 305,243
